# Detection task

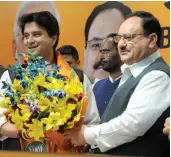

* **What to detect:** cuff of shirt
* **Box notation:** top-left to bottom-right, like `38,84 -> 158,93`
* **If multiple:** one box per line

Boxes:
0,115 -> 7,127
0,135 -> 7,141
84,125 -> 101,148
0,115 -> 7,141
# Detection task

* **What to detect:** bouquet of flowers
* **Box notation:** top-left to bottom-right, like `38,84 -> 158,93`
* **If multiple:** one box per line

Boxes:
0,52 -> 85,152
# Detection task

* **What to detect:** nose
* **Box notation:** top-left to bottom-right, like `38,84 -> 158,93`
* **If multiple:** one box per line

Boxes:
99,50 -> 104,59
100,53 -> 106,63
100,54 -> 104,60
118,38 -> 127,51
27,36 -> 35,46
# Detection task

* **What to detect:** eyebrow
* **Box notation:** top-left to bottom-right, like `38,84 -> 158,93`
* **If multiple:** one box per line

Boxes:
99,48 -> 110,52
89,37 -> 104,41
107,33 -> 117,38
24,31 -> 42,34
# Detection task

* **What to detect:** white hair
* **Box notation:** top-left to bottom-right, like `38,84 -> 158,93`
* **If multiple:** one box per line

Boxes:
14,1 -> 60,40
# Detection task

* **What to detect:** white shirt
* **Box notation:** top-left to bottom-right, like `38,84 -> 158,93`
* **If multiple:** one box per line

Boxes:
83,74 -> 100,126
0,71 -> 100,141
84,51 -> 170,152
91,78 -> 101,89
108,75 -> 121,83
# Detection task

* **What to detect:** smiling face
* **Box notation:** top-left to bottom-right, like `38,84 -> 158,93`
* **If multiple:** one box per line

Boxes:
23,22 -> 55,62
13,2 -> 57,59
117,17 -> 151,65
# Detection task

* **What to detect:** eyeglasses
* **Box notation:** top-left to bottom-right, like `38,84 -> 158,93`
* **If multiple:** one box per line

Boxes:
86,34 -> 117,51
86,38 -> 103,51
114,33 -> 146,43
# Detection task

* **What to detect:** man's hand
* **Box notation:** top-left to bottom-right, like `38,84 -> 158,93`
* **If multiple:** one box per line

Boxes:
64,125 -> 87,146
0,122 -> 18,138
163,117 -> 170,140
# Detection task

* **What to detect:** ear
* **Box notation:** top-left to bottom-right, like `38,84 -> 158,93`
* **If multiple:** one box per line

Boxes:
52,35 -> 58,46
77,60 -> 80,65
148,33 -> 158,49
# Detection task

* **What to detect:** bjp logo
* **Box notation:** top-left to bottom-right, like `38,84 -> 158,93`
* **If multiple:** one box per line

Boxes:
25,141 -> 47,152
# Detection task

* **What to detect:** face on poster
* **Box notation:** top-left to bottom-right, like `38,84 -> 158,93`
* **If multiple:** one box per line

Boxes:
0,1 -> 169,79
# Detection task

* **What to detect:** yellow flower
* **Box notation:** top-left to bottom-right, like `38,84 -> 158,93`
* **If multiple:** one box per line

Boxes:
41,112 -> 65,131
38,96 -> 54,111
33,75 -> 45,85
53,96 -> 68,111
40,78 -> 64,90
62,103 -> 76,118
11,109 -> 23,130
64,79 -> 83,95
13,79 -> 25,94
25,119 -> 44,141
0,97 -> 11,108
17,104 -> 32,121
67,113 -> 81,128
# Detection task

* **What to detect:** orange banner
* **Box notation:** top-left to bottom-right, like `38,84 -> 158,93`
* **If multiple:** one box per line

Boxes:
0,1 -> 169,67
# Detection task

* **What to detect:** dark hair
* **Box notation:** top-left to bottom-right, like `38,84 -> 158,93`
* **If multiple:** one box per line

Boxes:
126,11 -> 161,47
164,1 -> 170,9
107,33 -> 117,38
58,45 -> 79,62
18,11 -> 60,50
84,1 -> 132,47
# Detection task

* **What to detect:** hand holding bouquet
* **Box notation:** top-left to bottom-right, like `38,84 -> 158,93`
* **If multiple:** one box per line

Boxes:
0,52 -> 85,144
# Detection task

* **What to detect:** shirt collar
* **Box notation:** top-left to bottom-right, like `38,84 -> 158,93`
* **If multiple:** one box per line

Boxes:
121,51 -> 160,77
109,75 -> 121,83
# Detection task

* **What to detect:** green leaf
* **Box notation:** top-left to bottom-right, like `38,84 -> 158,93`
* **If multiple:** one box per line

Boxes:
18,53 -> 26,57
37,106 -> 50,120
